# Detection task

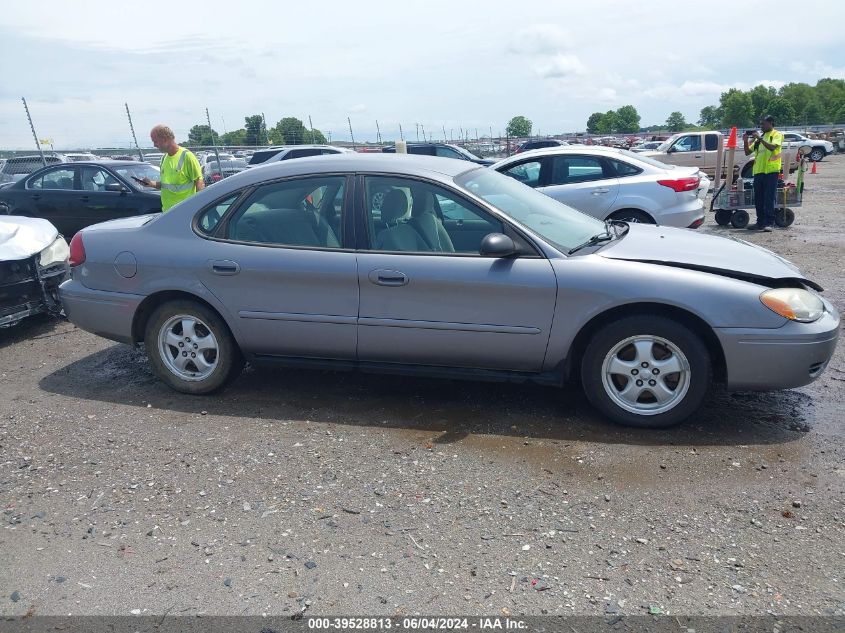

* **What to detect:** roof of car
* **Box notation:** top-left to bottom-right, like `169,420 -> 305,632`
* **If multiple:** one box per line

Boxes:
214,153 -> 481,189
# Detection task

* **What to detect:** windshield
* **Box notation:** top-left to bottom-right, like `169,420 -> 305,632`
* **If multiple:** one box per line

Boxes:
455,145 -> 483,160
656,134 -> 681,152
455,168 -> 606,252
113,163 -> 161,190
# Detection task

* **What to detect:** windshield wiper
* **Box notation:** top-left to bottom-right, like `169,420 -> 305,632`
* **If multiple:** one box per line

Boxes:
568,228 -> 615,255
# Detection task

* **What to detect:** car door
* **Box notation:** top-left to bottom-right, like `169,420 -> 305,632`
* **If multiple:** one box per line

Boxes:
537,154 -> 619,218
356,174 -> 557,372
703,133 -> 720,176
667,135 -> 702,169
77,166 -> 144,230
195,175 -> 359,360
24,166 -> 80,236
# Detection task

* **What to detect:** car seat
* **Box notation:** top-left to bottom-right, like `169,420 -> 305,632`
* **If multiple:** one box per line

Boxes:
375,190 -> 430,252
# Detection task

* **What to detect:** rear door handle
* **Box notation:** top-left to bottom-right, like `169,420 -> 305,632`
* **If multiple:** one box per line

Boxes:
30,194 -> 41,200
210,260 -> 240,275
591,188 -> 610,195
694,155 -> 703,158
369,269 -> 408,286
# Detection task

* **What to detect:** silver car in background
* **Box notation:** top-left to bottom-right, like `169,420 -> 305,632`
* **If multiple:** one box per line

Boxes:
59,154 -> 838,428
492,146 -> 708,228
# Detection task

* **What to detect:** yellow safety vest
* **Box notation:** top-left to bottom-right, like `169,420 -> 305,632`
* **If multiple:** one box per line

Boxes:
160,148 -> 202,211
751,129 -> 784,175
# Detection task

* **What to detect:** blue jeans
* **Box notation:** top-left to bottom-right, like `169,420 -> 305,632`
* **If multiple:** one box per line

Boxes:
753,172 -> 777,227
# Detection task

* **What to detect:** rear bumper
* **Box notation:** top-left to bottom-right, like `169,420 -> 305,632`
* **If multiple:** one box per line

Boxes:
58,278 -> 143,344
652,198 -> 706,229
714,306 -> 840,391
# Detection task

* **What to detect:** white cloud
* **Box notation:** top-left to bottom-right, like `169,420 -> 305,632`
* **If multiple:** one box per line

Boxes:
347,104 -> 367,113
509,24 -> 572,55
596,88 -> 618,103
534,54 -> 586,78
789,61 -> 845,79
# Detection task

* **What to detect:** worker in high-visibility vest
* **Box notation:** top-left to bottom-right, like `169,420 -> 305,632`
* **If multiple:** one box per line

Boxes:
743,114 -> 783,232
140,124 -> 204,212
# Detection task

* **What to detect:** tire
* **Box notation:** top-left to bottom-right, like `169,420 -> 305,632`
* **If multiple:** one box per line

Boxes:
714,209 -> 732,226
809,147 -> 824,162
775,208 -> 795,227
608,209 -> 655,224
730,209 -> 750,229
740,162 -> 754,179
580,315 -> 711,428
144,300 -> 243,394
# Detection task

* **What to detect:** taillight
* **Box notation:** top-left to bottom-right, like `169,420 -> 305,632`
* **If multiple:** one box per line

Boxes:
69,233 -> 86,267
657,176 -> 700,192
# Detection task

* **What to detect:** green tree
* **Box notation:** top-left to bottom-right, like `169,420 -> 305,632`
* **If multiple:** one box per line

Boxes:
815,78 -> 845,119
615,105 -> 641,133
764,98 -> 796,126
720,89 -> 754,127
748,85 -> 777,122
219,129 -> 247,146
596,110 -> 618,134
698,105 -> 722,128
802,99 -> 827,125
244,115 -> 265,146
778,83 -> 814,122
268,117 -> 326,144
187,124 -> 218,146
586,112 -> 604,134
665,111 -> 687,132
506,115 -> 532,137
834,101 -> 845,123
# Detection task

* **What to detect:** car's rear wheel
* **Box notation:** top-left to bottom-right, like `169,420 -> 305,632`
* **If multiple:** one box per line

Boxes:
730,209 -> 750,228
581,316 -> 711,428
144,300 -> 243,394
608,209 -> 655,224
714,209 -> 732,226
809,147 -> 824,162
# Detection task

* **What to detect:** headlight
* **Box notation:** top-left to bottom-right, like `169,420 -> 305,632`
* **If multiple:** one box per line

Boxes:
760,288 -> 824,323
39,236 -> 70,267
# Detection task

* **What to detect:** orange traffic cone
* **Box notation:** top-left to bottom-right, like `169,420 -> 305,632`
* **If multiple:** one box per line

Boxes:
811,161 -> 817,174
726,127 -> 738,149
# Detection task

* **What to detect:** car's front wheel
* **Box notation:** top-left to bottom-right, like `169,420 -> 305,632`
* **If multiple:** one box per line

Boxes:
144,300 -> 243,394
581,316 -> 711,428
809,147 -> 825,162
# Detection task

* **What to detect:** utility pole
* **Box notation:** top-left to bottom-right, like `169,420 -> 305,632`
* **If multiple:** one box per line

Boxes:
347,117 -> 356,150
124,102 -> 144,162
399,123 -> 404,141
22,97 -> 47,167
309,115 -> 315,144
376,120 -> 382,144
415,123 -> 419,142
450,128 -> 453,142
421,124 -> 426,143
261,112 -> 268,145
442,125 -> 447,142
206,107 -> 222,178
221,116 -> 228,135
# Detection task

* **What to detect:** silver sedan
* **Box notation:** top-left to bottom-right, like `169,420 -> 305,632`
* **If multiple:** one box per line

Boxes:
58,154 -> 839,428
492,146 -> 708,228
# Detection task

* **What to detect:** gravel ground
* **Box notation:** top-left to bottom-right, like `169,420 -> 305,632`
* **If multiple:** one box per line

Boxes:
1,154 -> 843,618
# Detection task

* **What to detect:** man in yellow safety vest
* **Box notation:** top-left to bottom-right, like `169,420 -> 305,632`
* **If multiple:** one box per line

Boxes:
140,124 -> 204,212
743,114 -> 783,232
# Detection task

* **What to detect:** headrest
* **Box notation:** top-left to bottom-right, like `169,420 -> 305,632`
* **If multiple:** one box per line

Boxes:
381,189 -> 408,224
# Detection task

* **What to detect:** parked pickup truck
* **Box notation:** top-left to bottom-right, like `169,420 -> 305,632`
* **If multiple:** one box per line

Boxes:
640,131 -> 756,180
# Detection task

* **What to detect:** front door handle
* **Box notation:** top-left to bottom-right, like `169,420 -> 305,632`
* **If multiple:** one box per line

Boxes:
591,188 -> 610,195
30,194 -> 41,200
369,269 -> 408,286
694,154 -> 703,158
210,260 -> 240,275
80,196 -> 90,202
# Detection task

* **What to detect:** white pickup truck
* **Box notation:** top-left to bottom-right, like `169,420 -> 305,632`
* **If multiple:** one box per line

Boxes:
641,130 -> 805,181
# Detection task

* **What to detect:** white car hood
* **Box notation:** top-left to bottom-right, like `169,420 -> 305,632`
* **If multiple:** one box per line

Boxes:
0,216 -> 59,261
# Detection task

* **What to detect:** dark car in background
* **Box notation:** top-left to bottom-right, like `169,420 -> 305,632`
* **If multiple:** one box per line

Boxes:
515,139 -> 570,153
0,161 -> 162,237
203,158 -> 249,185
381,143 -> 494,165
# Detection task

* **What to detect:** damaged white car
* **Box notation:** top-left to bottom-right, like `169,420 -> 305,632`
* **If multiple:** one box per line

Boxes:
0,216 -> 69,328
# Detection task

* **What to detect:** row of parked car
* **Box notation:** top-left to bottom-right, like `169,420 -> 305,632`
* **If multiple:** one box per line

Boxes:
2,144 -> 838,431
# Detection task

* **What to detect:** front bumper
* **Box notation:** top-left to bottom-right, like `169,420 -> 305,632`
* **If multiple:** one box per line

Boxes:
58,278 -> 144,344
0,257 -> 67,328
714,304 -> 840,391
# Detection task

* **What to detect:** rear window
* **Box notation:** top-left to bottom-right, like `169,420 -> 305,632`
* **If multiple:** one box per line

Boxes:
248,149 -> 283,165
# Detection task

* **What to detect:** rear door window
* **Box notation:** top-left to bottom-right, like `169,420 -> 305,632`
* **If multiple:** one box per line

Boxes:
28,167 -> 77,190
548,155 -> 609,185
705,134 -> 719,151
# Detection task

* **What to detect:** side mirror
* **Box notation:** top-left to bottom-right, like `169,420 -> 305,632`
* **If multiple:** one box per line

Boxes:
798,144 -> 812,156
666,146 -> 676,153
479,233 -> 519,258
105,183 -> 128,193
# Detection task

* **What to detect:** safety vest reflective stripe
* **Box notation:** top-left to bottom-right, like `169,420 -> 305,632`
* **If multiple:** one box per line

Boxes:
161,181 -> 195,192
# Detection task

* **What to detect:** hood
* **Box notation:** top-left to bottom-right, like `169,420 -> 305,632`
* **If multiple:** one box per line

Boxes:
0,215 -> 59,261
81,214 -> 159,233
599,223 -> 821,291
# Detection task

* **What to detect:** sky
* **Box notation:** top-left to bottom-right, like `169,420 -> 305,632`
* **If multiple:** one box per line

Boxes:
1,0 -> 843,149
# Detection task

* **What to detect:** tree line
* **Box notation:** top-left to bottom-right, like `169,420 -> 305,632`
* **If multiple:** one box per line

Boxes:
184,115 -> 327,147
